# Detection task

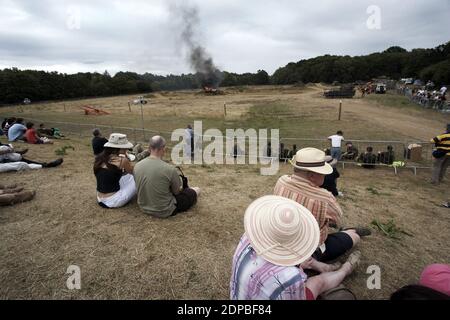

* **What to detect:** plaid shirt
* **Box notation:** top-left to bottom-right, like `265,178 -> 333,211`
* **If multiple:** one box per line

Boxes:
230,234 -> 308,300
274,174 -> 343,245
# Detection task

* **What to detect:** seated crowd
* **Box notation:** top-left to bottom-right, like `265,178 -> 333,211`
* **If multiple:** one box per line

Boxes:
92,130 -> 201,217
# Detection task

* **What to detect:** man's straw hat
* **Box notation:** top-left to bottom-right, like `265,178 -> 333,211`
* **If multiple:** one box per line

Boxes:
289,147 -> 333,175
104,133 -> 134,149
244,195 -> 320,267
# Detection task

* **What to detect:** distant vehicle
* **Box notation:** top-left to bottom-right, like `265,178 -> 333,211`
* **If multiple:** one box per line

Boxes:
133,96 -> 148,105
401,78 -> 414,85
23,98 -> 31,105
375,84 -> 386,94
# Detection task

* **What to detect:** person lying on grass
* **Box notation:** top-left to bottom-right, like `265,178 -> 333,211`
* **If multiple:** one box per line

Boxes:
0,183 -> 35,207
0,143 -> 63,172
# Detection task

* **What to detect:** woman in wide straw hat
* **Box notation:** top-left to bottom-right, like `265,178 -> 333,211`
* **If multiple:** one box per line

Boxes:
94,133 -> 137,208
230,195 -> 360,300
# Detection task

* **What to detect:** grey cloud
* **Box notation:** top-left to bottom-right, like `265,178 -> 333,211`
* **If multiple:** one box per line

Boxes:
0,0 -> 448,75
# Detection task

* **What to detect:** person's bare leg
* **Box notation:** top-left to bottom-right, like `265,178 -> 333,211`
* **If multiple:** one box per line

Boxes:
0,184 -> 18,189
0,187 -> 24,195
301,258 -> 341,273
306,251 -> 360,299
0,190 -> 36,206
342,230 -> 361,246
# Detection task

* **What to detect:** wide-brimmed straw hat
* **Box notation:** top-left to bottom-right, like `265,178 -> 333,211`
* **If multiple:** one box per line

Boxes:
289,147 -> 333,175
104,133 -> 134,149
244,195 -> 320,267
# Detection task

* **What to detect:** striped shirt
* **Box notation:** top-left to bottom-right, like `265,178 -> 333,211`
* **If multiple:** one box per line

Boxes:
274,174 -> 343,245
432,133 -> 450,156
230,234 -> 308,300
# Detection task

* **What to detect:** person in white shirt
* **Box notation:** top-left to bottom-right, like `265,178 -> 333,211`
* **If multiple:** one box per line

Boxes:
328,131 -> 345,160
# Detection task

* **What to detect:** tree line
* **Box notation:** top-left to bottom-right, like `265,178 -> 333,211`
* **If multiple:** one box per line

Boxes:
1,42 -> 449,104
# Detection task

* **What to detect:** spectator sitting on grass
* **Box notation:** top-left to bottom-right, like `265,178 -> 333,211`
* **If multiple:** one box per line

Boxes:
134,136 -> 201,218
7,118 -> 27,142
230,195 -> 361,300
25,122 -> 53,144
341,142 -> 359,160
92,128 -> 109,156
37,124 -> 55,138
391,264 -> 450,300
357,146 -> 377,169
274,148 -> 371,265
378,145 -> 395,165
94,133 -> 137,209
321,156 -> 342,197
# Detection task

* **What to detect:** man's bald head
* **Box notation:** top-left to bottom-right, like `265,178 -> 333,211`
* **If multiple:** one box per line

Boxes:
150,136 -> 166,151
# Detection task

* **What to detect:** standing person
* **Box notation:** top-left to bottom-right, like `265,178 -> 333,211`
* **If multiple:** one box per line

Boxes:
230,195 -> 361,300
134,136 -> 200,218
94,133 -> 136,208
92,128 -> 109,156
328,131 -> 345,160
321,156 -> 341,197
7,118 -> 27,142
430,124 -> 450,184
274,148 -> 371,263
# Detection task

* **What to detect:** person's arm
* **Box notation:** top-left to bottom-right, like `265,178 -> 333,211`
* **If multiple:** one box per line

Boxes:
119,157 -> 134,174
170,168 -> 182,195
326,198 -> 343,227
0,146 -> 13,155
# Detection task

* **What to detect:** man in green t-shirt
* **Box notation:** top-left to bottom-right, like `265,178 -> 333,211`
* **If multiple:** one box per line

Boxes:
134,136 -> 200,218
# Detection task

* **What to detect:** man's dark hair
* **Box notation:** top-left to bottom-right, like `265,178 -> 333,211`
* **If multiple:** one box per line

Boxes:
26,122 -> 34,129
387,145 -> 393,151
93,128 -> 101,137
390,285 -> 450,300
16,118 -> 24,124
337,131 -> 343,135
367,146 -> 373,152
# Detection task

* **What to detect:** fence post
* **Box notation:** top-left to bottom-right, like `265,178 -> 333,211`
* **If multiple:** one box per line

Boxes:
338,100 -> 342,121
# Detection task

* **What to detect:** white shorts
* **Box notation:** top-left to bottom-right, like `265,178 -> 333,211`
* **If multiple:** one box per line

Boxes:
97,174 -> 137,208
0,162 -> 42,173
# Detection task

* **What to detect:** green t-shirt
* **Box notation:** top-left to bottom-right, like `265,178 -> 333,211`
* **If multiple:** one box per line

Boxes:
134,158 -> 181,218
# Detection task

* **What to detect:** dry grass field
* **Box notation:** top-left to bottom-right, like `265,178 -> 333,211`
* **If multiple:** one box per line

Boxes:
0,85 -> 449,300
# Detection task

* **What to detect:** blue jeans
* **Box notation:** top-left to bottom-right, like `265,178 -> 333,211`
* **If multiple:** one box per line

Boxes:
331,147 -> 342,160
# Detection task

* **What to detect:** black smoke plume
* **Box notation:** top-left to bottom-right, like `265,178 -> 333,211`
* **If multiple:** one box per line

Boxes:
171,3 -> 223,88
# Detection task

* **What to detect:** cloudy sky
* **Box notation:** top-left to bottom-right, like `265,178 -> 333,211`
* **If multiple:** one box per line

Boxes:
0,0 -> 449,76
